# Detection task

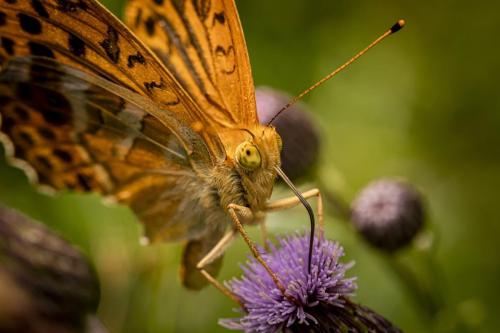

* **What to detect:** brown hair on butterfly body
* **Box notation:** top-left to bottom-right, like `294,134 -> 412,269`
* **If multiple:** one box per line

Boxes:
180,124 -> 286,291
216,125 -> 281,211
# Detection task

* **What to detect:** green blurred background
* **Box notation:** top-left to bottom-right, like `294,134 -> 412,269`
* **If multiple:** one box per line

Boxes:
1,0 -> 499,332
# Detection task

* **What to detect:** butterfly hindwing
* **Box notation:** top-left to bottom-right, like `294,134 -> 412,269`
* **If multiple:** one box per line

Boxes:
125,0 -> 258,128
181,223 -> 227,290
0,57 -> 219,242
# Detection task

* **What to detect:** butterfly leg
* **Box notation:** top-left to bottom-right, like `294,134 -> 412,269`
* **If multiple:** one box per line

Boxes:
227,203 -> 287,295
266,188 -> 324,236
193,229 -> 241,304
199,269 -> 241,304
196,229 -> 237,269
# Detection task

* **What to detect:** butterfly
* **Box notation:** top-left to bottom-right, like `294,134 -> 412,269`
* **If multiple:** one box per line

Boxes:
0,0 -> 322,292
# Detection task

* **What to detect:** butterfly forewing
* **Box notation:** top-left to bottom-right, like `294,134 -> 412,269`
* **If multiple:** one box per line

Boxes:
125,0 -> 258,128
0,0 -> 226,157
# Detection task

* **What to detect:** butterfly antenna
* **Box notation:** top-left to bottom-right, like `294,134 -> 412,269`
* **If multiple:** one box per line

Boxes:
267,19 -> 406,125
275,167 -> 315,273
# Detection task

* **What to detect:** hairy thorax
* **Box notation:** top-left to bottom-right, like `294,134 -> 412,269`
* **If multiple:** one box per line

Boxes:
208,159 -> 277,225
199,124 -> 282,226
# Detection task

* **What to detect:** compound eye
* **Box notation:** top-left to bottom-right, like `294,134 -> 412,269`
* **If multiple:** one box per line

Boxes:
235,142 -> 262,170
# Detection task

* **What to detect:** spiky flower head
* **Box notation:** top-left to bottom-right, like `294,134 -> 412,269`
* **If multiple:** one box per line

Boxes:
351,179 -> 424,252
220,233 -> 356,332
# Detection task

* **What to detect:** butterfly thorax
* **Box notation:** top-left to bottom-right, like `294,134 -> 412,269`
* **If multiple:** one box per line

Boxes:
209,125 -> 282,221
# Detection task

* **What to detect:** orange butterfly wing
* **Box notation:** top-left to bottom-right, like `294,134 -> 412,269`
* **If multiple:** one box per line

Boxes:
0,57 -> 218,243
0,0 -> 224,158
0,0 -> 259,289
124,0 -> 261,288
124,0 -> 258,128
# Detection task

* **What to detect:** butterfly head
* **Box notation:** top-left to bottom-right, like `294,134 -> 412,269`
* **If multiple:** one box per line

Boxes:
220,125 -> 282,209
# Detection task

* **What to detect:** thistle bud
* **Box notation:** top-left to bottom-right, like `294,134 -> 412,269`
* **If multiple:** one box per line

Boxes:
351,179 -> 424,252
256,87 -> 320,181
0,205 -> 102,333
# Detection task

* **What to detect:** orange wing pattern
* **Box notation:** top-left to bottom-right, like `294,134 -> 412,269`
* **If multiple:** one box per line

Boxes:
0,56 -> 220,243
0,0 -> 256,289
0,0 -> 224,158
125,0 -> 258,128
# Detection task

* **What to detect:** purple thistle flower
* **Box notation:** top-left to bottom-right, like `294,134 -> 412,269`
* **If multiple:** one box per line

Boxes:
219,233 -> 356,333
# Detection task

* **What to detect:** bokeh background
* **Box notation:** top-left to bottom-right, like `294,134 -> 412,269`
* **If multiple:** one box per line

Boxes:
1,0 -> 499,332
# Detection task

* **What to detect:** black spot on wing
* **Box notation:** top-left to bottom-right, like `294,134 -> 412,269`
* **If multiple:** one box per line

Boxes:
77,173 -> 92,191
30,0 -> 49,19
38,127 -> 56,140
17,130 -> 34,146
0,12 -> 6,26
42,107 -> 71,126
28,41 -> 54,58
193,0 -> 210,21
144,79 -> 164,92
18,13 -> 42,35
145,16 -> 155,36
45,90 -> 70,109
213,12 -> 225,25
215,45 -> 236,74
215,45 -> 231,55
134,8 -> 143,28
127,52 -> 145,68
162,96 -> 180,106
1,37 -> 14,55
153,0 -> 164,5
56,0 -> 88,13
53,148 -> 73,163
99,26 -> 120,63
5,0 -> 17,4
36,155 -> 52,169
68,33 -> 85,57
21,87 -> 72,126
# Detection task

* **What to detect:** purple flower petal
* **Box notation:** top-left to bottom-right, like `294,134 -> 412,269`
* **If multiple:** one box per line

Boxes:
220,233 -> 356,333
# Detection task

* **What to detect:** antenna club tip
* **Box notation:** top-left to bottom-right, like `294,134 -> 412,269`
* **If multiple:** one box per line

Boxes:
390,19 -> 406,33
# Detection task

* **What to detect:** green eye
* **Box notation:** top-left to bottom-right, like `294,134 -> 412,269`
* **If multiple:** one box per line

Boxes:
235,142 -> 261,170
